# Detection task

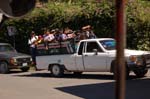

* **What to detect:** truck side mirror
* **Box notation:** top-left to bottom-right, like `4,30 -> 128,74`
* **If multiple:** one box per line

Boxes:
0,0 -> 36,18
93,49 -> 98,55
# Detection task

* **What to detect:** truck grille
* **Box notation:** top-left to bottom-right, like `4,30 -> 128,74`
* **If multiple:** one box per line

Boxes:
17,58 -> 31,63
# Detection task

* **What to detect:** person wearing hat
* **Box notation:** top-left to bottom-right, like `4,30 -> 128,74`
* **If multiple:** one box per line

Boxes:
28,31 -> 38,70
82,25 -> 96,39
43,29 -> 55,49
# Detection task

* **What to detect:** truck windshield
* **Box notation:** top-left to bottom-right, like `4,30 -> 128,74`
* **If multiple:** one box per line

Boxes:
0,45 -> 15,52
99,40 -> 116,50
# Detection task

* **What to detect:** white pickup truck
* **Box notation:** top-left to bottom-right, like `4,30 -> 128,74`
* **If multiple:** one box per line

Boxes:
36,38 -> 150,78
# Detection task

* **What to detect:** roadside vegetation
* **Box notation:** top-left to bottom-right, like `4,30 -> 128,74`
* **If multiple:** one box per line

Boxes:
0,0 -> 149,53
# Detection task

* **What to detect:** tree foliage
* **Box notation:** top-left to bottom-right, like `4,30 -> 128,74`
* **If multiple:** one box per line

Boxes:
0,0 -> 149,53
127,0 -> 150,50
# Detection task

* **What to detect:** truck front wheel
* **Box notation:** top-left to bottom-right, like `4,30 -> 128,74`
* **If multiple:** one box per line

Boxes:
0,61 -> 9,74
111,61 -> 129,79
134,69 -> 148,78
50,65 -> 64,77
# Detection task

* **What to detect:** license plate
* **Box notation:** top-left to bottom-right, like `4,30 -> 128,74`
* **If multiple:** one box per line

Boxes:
22,63 -> 28,66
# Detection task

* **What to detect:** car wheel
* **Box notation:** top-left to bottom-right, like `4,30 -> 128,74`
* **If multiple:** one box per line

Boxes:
134,69 -> 148,78
50,65 -> 64,77
21,67 -> 30,72
0,61 -> 9,74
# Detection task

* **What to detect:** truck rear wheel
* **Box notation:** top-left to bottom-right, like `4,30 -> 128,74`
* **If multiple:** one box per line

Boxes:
134,69 -> 148,78
50,65 -> 64,77
0,61 -> 9,74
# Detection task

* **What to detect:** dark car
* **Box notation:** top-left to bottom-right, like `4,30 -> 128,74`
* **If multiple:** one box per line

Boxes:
0,43 -> 32,73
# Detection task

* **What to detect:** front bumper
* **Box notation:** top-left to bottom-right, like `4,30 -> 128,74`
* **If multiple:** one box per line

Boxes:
128,64 -> 144,71
9,61 -> 32,69
128,62 -> 150,71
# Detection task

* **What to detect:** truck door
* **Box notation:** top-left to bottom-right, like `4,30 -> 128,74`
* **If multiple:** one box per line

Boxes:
83,41 -> 108,71
75,42 -> 85,71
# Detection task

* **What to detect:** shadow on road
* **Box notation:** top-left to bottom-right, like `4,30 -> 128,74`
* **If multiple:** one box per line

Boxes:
55,78 -> 150,99
13,72 -> 137,80
11,71 -> 150,99
56,82 -> 115,99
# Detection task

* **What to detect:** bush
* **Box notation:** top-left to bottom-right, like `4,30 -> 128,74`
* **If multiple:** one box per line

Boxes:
0,0 -> 149,53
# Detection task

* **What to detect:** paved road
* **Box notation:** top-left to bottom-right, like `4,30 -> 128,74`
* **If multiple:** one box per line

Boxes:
0,70 -> 150,99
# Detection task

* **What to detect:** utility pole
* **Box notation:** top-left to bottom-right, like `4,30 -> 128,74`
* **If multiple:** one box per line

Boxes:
115,0 -> 126,99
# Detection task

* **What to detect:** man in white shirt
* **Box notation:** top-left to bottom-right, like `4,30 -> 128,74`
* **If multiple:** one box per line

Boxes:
28,31 -> 38,70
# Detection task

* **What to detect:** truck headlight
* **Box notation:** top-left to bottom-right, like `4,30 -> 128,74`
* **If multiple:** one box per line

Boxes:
30,58 -> 32,62
10,58 -> 17,64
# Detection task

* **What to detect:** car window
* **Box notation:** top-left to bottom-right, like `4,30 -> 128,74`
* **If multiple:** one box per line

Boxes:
86,41 -> 103,53
0,45 -> 15,52
78,42 -> 84,55
100,40 -> 116,50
